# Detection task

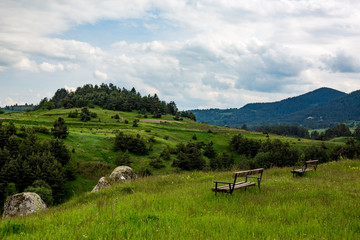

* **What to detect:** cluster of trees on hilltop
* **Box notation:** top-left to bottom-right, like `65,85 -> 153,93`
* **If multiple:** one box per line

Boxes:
34,84 -> 179,116
0,104 -> 34,113
256,125 -> 310,138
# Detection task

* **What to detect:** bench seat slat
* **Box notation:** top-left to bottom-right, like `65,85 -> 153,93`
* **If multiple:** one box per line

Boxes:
292,168 -> 312,173
212,181 -> 256,192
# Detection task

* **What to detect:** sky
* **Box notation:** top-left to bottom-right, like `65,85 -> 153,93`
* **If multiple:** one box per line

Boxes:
1,0 -> 360,110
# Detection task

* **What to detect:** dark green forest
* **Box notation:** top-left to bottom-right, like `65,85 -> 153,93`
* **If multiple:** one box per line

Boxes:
191,87 -> 360,129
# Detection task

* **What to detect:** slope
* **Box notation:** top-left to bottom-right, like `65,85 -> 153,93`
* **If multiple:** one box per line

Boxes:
192,87 -> 346,128
0,160 -> 359,239
273,89 -> 360,128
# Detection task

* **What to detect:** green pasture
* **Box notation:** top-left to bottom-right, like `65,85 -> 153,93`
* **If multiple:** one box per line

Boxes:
0,159 -> 359,239
0,108 -> 346,197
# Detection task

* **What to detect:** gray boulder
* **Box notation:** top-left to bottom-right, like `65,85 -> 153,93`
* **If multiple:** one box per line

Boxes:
109,166 -> 137,182
91,177 -> 111,192
3,192 -> 47,218
92,166 -> 137,192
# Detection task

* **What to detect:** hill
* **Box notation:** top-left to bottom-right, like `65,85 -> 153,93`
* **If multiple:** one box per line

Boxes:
0,159 -> 359,239
0,104 -> 34,113
191,87 -> 348,128
273,89 -> 360,128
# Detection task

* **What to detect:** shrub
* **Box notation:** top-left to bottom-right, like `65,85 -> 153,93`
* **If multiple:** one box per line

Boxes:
114,132 -> 148,155
115,150 -> 132,166
24,180 -> 53,206
172,142 -> 205,170
149,157 -> 165,169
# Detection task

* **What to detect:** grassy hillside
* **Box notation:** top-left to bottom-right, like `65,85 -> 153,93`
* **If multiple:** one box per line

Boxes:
0,159 -> 359,239
0,107 -> 344,200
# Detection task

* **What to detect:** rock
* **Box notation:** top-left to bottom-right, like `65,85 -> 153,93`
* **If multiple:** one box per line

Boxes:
3,192 -> 47,218
108,166 -> 137,182
92,177 -> 111,192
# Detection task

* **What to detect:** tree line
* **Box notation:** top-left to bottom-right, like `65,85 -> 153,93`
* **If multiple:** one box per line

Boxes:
0,120 -> 74,213
35,84 -> 178,116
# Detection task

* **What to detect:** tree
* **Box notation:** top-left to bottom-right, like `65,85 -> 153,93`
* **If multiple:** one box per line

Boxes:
172,142 -> 205,170
24,179 -> 53,206
203,141 -> 217,159
80,107 -> 91,122
52,117 -> 68,139
354,127 -> 360,140
115,150 -> 131,166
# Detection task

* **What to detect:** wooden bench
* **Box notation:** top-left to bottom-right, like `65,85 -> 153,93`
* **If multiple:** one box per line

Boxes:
212,168 -> 264,195
291,160 -> 318,177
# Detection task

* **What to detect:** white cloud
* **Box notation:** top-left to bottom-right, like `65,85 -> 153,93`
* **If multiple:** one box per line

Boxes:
39,62 -> 64,72
93,70 -> 108,80
65,85 -> 76,92
13,58 -> 38,72
1,0 -> 360,109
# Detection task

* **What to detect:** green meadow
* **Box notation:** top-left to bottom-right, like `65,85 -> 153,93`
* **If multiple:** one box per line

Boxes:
0,159 -> 359,239
1,108 -> 358,239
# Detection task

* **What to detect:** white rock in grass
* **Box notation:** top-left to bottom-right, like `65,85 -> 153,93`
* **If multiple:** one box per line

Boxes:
3,192 -> 47,218
92,177 -> 111,192
108,166 -> 137,182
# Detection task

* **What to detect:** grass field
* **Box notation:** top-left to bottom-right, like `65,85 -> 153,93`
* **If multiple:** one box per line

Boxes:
0,159 -> 359,239
0,107 -> 345,199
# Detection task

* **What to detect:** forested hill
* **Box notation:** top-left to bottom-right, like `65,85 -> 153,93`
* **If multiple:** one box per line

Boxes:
35,84 -> 178,116
191,87 -> 348,128
274,89 -> 360,128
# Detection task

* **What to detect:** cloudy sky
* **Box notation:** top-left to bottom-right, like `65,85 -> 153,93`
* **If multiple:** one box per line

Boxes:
1,0 -> 360,110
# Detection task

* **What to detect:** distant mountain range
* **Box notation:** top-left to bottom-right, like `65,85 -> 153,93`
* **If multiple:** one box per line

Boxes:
191,87 -> 360,129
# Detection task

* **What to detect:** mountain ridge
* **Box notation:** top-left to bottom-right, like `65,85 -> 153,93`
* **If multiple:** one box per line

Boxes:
191,87 -> 359,128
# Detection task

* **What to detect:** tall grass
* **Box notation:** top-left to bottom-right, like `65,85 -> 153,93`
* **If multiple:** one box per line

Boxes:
1,159 -> 359,239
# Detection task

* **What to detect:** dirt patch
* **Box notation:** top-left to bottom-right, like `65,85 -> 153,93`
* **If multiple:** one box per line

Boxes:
0,117 -> 12,120
140,119 -> 184,124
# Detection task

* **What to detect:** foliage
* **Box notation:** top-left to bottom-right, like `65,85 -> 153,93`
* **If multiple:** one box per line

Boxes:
52,117 -> 68,139
0,123 -> 71,210
191,87 -> 346,128
114,132 -> 149,155
256,125 -> 310,138
149,157 -> 165,169
68,110 -> 78,118
323,123 -> 352,140
229,134 -> 261,158
354,126 -> 360,140
115,150 -> 132,166
34,84 -> 184,117
252,139 -> 300,168
24,180 -> 54,206
203,141 -> 217,159
159,147 -> 171,161
210,152 -> 234,170
0,104 -> 34,113
172,142 -> 205,170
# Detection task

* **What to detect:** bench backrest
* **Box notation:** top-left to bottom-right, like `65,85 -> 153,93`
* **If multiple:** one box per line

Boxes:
305,160 -> 318,167
233,168 -> 264,178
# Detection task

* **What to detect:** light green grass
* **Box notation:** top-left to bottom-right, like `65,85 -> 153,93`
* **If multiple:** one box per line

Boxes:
0,108 -> 346,195
1,159 -> 359,239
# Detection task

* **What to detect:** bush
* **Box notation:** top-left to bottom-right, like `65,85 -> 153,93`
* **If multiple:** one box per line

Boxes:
172,142 -> 206,170
230,134 -> 261,158
210,152 -> 234,170
24,180 -> 53,206
149,157 -> 165,169
51,117 -> 68,139
68,111 -> 78,118
114,132 -> 148,155
115,150 -> 132,166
